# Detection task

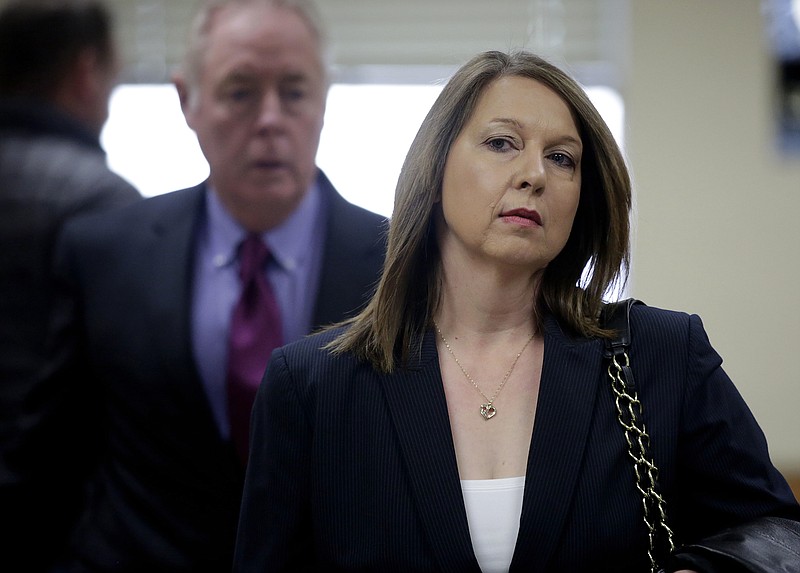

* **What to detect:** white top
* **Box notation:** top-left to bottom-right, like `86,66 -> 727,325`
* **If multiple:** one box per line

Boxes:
460,476 -> 526,573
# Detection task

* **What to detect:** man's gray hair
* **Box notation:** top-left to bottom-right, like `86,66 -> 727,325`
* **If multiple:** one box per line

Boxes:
181,0 -> 329,89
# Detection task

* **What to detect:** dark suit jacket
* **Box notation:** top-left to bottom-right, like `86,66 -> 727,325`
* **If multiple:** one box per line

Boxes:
43,172 -> 386,572
235,304 -> 800,572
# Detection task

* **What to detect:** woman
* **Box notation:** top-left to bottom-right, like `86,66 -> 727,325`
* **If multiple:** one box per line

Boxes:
234,51 -> 800,572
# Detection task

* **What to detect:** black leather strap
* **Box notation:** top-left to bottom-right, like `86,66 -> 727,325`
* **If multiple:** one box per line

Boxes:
601,298 -> 640,357
602,298 -> 642,391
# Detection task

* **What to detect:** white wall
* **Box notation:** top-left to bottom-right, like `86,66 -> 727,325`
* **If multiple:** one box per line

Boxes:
627,0 -> 800,472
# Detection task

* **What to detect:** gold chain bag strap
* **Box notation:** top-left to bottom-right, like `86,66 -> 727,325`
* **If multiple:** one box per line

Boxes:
602,299 -> 675,573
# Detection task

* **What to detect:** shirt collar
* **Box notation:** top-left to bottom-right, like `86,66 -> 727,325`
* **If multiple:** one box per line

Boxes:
204,178 -> 323,271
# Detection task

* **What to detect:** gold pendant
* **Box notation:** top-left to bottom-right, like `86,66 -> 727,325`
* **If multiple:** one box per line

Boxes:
480,403 -> 497,420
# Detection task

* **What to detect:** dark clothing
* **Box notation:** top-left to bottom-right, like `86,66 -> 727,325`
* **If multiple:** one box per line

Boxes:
0,100 -> 141,572
48,174 -> 386,572
235,304 -> 800,572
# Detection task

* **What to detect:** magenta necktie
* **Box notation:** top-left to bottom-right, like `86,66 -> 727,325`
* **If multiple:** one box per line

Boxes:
226,233 -> 283,465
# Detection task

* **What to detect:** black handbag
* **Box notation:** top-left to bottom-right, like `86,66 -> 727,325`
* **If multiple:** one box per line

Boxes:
602,299 -> 800,573
670,516 -> 800,572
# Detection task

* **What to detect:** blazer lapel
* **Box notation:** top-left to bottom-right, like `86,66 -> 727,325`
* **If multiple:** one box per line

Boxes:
380,331 -> 482,573
144,185 -> 217,421
511,315 -> 604,571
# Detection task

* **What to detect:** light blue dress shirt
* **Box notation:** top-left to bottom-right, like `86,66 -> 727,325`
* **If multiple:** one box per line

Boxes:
191,182 -> 326,438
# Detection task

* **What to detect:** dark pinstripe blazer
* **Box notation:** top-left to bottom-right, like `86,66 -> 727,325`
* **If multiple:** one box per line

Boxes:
235,303 -> 800,572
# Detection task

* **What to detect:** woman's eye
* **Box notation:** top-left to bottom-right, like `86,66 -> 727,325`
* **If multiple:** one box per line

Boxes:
486,138 -> 512,152
549,152 -> 575,168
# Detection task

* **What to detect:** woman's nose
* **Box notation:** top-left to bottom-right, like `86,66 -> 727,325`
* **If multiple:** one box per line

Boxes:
514,152 -> 546,194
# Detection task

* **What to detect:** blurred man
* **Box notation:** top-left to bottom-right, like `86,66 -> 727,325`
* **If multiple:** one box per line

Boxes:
46,0 -> 386,570
0,1 -> 141,570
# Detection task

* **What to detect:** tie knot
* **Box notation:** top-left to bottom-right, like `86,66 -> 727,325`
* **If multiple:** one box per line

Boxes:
238,233 -> 269,282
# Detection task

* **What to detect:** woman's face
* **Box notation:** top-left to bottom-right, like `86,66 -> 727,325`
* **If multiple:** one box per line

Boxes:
439,75 -> 582,274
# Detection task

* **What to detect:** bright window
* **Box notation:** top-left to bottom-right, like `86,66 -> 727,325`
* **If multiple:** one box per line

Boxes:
102,82 -> 624,218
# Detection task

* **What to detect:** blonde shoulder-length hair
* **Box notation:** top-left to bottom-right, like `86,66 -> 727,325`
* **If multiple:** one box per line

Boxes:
329,50 -> 631,373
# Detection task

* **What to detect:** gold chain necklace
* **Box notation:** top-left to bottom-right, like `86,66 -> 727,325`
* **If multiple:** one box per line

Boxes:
433,321 -> 535,421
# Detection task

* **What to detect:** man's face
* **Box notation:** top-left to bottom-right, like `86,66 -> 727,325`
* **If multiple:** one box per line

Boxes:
179,3 -> 327,231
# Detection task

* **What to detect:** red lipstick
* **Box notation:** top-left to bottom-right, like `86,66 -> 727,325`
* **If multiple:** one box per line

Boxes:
500,208 -> 542,226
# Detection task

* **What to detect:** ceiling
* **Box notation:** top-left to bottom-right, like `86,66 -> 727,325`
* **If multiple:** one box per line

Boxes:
104,0 -> 629,87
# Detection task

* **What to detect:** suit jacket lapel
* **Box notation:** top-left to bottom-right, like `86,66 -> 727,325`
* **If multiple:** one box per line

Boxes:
511,314 -> 604,571
145,185 -> 217,421
380,331 -> 482,573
